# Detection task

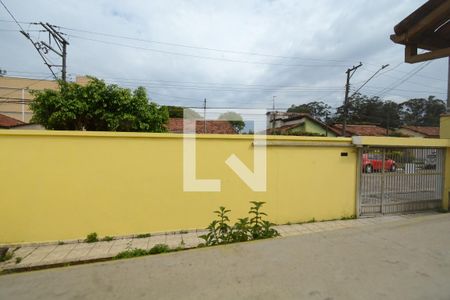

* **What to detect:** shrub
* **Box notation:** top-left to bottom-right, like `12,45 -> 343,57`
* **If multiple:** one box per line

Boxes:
200,202 -> 279,246
85,232 -> 98,243
114,244 -> 171,259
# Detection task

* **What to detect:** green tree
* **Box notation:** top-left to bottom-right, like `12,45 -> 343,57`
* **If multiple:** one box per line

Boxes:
30,77 -> 168,132
165,106 -> 201,119
218,111 -> 245,133
287,101 -> 332,121
334,93 -> 400,128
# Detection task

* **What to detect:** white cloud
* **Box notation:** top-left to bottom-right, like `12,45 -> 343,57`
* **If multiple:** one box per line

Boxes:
0,0 -> 447,111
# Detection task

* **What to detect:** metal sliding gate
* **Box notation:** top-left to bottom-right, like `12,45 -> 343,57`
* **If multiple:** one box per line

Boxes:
358,147 -> 445,216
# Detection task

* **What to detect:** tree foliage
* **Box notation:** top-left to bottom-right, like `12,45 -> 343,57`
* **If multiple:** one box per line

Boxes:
218,111 -> 245,133
287,101 -> 332,122
166,105 -> 201,119
30,77 -> 169,132
330,93 -> 443,128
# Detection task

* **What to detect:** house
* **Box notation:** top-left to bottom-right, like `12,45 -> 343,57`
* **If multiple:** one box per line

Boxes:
331,124 -> 388,137
266,112 -> 339,136
0,113 -> 26,128
0,75 -> 89,123
167,118 -> 236,134
396,126 -> 439,138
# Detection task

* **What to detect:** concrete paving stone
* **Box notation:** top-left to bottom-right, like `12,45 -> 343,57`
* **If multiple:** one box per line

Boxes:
108,245 -> 130,256
148,235 -> 167,245
195,230 -> 208,237
64,243 -> 95,261
110,238 -> 133,246
183,237 -> 202,248
19,245 -> 57,265
85,242 -> 114,259
40,244 -> 77,263
11,246 -> 37,259
301,223 -> 323,232
287,224 -> 313,234
130,238 -> 149,250
166,235 -> 183,249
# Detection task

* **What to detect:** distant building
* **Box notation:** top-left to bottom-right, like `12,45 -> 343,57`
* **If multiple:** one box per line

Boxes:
0,75 -> 90,123
167,118 -> 236,134
331,124 -> 388,137
0,113 -> 26,128
396,126 -> 439,138
266,112 -> 339,136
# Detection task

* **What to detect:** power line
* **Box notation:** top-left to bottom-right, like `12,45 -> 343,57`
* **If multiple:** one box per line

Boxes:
372,62 -> 432,98
67,34 -> 347,68
58,25 -> 353,63
0,0 -> 26,32
350,64 -> 389,97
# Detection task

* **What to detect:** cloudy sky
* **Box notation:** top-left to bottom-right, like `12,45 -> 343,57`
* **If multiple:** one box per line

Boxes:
0,0 -> 448,112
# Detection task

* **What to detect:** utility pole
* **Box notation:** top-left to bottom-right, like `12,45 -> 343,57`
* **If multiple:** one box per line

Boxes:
342,62 -> 362,136
203,98 -> 207,133
20,22 -> 69,82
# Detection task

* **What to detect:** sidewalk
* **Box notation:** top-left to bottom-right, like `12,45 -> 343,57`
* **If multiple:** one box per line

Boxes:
0,212 -> 434,273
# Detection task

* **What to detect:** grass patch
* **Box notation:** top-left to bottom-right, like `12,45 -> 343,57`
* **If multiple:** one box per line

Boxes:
15,257 -> 22,264
115,244 -> 171,260
0,252 -> 12,262
57,241 -> 65,245
135,233 -> 151,239
85,232 -> 98,243
101,236 -> 114,242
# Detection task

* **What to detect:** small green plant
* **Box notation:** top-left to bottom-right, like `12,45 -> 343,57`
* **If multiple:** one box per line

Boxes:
57,241 -> 65,245
200,202 -> 279,246
102,236 -> 114,242
178,230 -> 189,234
340,215 -> 356,220
85,232 -> 98,243
148,244 -> 170,254
115,248 -> 148,259
15,257 -> 22,264
0,252 -> 12,262
115,244 -> 171,260
135,233 -> 151,238
230,218 -> 251,242
200,207 -> 233,246
306,218 -> 316,223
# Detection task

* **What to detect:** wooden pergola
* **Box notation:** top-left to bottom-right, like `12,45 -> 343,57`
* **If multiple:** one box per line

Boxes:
390,0 -> 450,63
391,0 -> 449,111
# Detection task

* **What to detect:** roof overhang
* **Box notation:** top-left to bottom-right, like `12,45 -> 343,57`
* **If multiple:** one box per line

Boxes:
390,0 -> 450,63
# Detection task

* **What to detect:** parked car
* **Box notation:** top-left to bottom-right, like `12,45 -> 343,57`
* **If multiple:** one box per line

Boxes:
362,153 -> 396,173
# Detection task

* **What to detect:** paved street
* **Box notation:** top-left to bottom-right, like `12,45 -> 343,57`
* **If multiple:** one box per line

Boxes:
1,213 -> 450,300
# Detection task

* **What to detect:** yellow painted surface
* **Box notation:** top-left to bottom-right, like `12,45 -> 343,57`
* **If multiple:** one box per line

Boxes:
352,136 -> 449,148
0,131 -> 356,244
441,115 -> 450,210
441,115 -> 450,139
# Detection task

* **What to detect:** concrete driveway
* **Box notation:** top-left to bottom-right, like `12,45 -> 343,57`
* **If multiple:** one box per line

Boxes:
1,213 -> 450,300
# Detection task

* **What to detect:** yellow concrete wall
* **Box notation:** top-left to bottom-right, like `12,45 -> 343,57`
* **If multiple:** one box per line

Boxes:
0,131 -> 356,244
441,115 -> 450,210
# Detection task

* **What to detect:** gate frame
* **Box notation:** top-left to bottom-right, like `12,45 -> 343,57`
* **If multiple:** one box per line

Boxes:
353,136 -> 449,218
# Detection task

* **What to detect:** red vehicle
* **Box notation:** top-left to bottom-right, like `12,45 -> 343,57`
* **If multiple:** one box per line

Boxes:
362,153 -> 396,173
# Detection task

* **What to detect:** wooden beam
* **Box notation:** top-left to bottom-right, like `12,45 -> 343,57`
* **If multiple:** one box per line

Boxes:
405,47 -> 450,63
401,1 -> 450,42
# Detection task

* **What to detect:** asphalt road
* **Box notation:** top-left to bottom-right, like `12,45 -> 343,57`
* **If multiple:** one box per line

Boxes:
1,213 -> 450,300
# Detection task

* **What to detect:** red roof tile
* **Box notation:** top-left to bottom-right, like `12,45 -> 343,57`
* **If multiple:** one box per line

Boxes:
332,124 -> 387,136
0,114 -> 26,128
167,118 -> 236,134
401,126 -> 439,137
